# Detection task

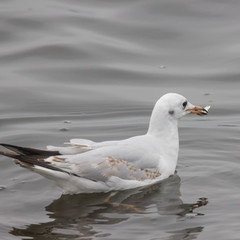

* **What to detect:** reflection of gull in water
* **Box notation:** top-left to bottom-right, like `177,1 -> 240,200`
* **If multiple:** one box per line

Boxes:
0,93 -> 209,193
10,175 -> 208,240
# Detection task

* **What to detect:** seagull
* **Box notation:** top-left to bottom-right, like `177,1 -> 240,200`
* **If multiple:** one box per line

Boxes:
0,93 -> 209,194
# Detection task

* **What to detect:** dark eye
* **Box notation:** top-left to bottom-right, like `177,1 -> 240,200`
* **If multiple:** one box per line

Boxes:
182,101 -> 187,109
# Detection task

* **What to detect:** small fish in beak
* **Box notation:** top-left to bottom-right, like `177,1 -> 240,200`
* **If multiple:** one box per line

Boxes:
187,105 -> 211,115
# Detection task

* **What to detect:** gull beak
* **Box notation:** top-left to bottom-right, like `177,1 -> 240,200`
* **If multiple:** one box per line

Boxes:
187,105 -> 209,115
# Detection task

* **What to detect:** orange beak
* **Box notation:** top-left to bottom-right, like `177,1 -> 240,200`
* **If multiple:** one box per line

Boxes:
187,106 -> 208,115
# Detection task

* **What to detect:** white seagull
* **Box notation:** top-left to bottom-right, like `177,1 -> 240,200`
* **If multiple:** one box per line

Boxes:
0,93 -> 209,194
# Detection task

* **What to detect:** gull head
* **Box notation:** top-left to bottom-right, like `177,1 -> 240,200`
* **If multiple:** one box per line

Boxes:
148,93 -> 209,135
158,93 -> 208,120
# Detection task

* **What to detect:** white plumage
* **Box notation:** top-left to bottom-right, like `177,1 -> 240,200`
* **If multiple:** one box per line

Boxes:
0,93 -> 209,194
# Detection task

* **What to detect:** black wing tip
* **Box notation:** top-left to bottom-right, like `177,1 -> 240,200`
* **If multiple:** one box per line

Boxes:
0,143 -> 11,148
0,143 -> 60,156
0,143 -> 75,177
0,149 -> 20,158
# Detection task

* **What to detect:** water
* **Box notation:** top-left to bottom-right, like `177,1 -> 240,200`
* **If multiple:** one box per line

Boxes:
0,0 -> 240,239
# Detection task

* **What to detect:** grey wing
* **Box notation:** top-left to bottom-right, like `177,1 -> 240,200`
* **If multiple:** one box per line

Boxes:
47,144 -> 161,182
88,156 -> 161,181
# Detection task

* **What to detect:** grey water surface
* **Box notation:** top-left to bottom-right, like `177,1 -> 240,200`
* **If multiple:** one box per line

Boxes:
0,0 -> 240,239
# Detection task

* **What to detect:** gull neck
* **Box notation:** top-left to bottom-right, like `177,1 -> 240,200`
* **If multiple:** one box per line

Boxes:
147,100 -> 178,138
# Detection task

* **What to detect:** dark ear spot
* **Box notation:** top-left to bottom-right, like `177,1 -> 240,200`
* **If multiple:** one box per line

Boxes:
169,110 -> 174,115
